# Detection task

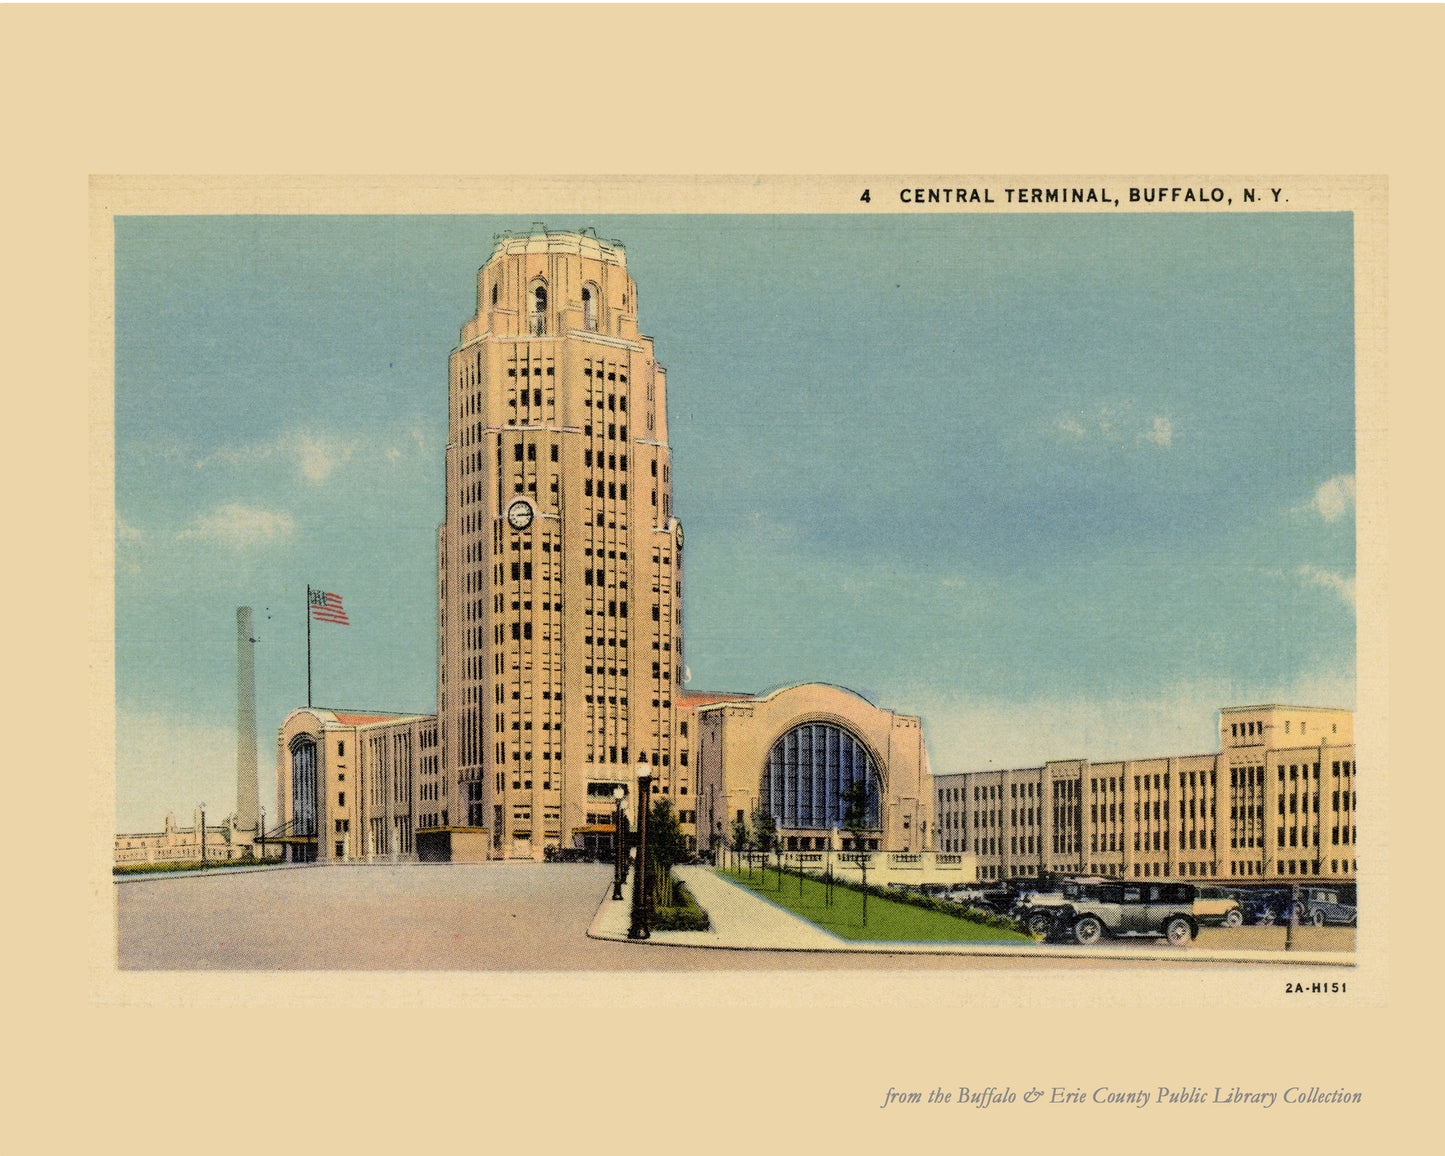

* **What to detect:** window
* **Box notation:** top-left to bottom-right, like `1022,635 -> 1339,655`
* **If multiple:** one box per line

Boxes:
760,722 -> 880,830
582,284 -> 598,331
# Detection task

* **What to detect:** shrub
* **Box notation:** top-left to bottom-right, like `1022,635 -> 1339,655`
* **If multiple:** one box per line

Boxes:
652,878 -> 709,931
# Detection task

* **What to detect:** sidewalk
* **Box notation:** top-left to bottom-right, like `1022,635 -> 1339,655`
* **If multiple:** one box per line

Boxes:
589,867 -> 1356,966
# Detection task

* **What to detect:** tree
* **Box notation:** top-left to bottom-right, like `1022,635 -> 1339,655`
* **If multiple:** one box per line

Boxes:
751,807 -> 776,882
752,808 -> 779,889
729,811 -> 750,873
841,779 -> 874,925
648,799 -> 688,908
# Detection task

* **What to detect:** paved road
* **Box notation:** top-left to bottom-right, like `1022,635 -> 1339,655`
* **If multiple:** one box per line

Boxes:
114,863 -> 1268,971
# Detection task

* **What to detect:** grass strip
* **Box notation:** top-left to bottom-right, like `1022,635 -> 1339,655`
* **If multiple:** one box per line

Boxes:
719,866 -> 1032,943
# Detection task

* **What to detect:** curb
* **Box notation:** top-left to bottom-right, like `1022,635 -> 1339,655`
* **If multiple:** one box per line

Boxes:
589,871 -> 1357,967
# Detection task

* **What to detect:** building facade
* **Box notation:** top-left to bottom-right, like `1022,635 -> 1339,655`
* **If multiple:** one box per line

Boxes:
694,683 -> 935,856
932,705 -> 1356,884
273,709 -> 440,863
437,230 -> 686,860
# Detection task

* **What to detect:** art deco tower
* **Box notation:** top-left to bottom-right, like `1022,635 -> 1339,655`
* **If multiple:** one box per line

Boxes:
439,230 -> 685,859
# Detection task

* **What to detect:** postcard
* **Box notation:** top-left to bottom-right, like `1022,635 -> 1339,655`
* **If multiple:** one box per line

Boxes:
98,174 -> 1381,1005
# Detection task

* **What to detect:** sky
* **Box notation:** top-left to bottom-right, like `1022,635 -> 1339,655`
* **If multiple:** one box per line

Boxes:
113,213 -> 1356,831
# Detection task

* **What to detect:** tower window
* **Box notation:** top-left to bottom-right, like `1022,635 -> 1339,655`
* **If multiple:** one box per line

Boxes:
582,284 -> 598,331
530,281 -> 547,335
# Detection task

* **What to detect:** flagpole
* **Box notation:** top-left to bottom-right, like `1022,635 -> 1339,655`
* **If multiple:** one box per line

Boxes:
306,584 -> 312,709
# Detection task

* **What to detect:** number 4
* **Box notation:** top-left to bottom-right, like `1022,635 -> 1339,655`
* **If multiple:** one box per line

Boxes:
859,189 -> 871,203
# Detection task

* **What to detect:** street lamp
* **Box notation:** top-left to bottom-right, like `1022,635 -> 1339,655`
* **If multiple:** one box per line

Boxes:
199,802 -> 206,867
612,786 -> 626,900
628,762 -> 653,939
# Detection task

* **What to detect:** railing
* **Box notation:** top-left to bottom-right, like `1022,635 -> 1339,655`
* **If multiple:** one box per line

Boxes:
729,849 -> 980,888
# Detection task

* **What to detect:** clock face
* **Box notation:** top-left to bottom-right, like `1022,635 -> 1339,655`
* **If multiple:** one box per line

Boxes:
674,520 -> 684,549
506,500 -> 534,531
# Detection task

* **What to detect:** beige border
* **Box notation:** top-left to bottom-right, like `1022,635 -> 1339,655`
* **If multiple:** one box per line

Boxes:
10,4 -> 1438,1150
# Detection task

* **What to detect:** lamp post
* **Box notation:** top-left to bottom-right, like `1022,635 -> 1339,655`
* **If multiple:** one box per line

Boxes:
612,786 -> 626,900
628,762 -> 653,939
199,803 -> 206,867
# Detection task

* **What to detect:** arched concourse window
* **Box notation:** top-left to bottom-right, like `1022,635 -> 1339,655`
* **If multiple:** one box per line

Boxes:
290,736 -> 318,836
760,721 -> 880,830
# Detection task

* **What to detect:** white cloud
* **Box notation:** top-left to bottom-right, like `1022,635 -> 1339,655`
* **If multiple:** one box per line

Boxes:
1297,564 -> 1356,609
176,503 -> 295,548
116,517 -> 143,543
195,430 -> 356,484
1050,405 -> 1173,448
1311,474 -> 1356,522
292,432 -> 352,482
1142,415 -> 1174,447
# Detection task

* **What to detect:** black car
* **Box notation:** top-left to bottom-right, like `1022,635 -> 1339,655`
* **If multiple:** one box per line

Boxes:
1295,885 -> 1357,926
1225,886 -> 1294,926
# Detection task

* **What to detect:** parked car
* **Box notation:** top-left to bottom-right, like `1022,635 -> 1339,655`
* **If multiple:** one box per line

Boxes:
1193,885 -> 1245,928
1009,878 -> 1111,936
1020,881 -> 1199,946
1226,886 -> 1295,926
1296,885 -> 1357,926
964,875 -> 1067,916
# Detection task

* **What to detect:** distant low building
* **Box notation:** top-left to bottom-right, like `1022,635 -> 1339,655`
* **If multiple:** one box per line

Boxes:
932,704 -> 1356,884
114,809 -> 264,867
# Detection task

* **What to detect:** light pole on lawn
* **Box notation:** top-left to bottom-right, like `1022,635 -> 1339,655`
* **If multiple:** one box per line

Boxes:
199,802 -> 206,867
612,786 -> 627,900
628,762 -> 653,940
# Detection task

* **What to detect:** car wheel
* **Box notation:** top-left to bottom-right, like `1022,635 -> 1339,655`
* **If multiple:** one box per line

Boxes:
1163,915 -> 1194,946
1223,908 -> 1244,929
1072,915 -> 1104,945
1027,911 -> 1053,938
1310,908 -> 1326,927
1257,908 -> 1276,926
1291,901 -> 1306,921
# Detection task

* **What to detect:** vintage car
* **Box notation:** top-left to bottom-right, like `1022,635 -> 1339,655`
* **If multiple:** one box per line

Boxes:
1295,885 -> 1358,926
1009,878 -> 1112,936
1193,885 -> 1245,928
1019,881 -> 1199,946
1224,886 -> 1294,926
949,877 -> 1057,915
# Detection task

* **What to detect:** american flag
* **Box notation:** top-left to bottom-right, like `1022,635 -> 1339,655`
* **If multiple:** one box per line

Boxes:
309,589 -> 349,625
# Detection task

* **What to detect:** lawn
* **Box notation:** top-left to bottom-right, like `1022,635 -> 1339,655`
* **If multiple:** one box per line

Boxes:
718,866 -> 1033,943
113,859 -> 285,876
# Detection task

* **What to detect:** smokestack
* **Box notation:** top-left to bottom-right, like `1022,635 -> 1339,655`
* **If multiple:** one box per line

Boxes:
236,606 -> 260,832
